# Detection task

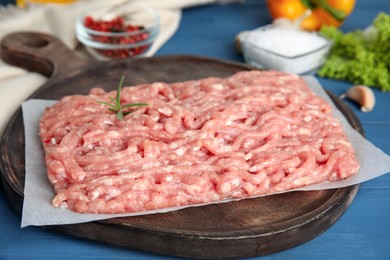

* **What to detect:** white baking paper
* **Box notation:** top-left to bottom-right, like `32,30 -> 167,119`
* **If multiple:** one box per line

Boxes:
21,76 -> 390,227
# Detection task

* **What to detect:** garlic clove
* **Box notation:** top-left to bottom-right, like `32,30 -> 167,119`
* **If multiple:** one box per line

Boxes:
341,85 -> 376,112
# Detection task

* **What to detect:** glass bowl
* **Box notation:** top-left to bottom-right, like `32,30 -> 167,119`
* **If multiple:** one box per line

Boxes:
240,25 -> 332,75
76,3 -> 159,60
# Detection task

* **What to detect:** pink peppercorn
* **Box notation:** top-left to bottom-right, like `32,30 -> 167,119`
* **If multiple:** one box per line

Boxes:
84,16 -> 150,59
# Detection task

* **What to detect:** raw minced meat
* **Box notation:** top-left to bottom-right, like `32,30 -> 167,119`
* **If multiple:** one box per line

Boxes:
39,70 -> 360,214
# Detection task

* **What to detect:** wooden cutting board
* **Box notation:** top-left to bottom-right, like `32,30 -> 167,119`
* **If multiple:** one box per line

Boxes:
0,32 -> 362,259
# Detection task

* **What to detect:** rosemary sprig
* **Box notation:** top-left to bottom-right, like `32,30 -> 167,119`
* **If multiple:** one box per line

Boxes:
97,76 -> 148,120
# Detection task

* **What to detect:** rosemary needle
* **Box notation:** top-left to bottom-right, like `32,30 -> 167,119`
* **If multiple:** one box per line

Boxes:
97,76 -> 148,120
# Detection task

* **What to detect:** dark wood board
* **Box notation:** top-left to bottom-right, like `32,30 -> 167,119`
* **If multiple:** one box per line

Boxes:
0,32 -> 363,259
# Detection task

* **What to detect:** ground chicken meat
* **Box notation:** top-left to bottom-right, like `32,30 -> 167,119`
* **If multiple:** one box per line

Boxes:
39,70 -> 359,214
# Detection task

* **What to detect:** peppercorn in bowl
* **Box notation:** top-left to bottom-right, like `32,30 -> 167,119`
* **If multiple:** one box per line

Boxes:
76,3 -> 159,60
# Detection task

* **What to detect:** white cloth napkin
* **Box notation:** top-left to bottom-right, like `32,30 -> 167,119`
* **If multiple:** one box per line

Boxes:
0,0 -> 238,136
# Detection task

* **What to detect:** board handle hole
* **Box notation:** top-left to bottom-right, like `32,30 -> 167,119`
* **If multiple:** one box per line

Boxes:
25,38 -> 49,48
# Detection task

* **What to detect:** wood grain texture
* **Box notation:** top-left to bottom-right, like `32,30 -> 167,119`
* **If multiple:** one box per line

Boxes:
0,32 -> 362,259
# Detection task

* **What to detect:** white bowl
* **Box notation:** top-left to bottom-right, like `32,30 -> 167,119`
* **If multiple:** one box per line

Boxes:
240,25 -> 332,75
76,3 -> 159,60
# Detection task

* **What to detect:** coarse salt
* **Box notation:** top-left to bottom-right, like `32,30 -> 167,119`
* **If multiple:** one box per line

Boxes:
247,27 -> 327,57
241,26 -> 332,74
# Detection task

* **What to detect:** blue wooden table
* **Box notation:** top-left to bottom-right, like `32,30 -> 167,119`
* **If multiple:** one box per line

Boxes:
1,0 -> 390,259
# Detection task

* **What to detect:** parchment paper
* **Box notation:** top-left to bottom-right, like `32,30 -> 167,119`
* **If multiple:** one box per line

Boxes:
21,76 -> 390,227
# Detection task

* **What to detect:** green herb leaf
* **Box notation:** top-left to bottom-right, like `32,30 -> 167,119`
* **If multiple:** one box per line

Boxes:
319,13 -> 390,91
97,101 -> 117,109
116,76 -> 124,105
122,102 -> 148,108
116,110 -> 123,120
97,76 -> 148,119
